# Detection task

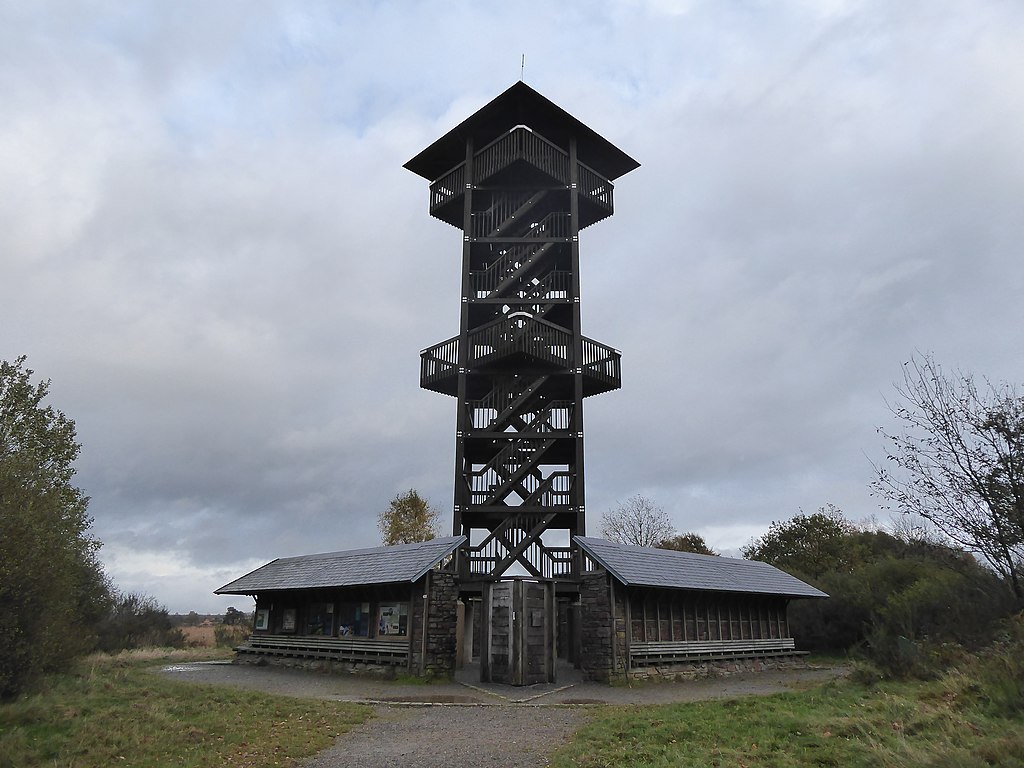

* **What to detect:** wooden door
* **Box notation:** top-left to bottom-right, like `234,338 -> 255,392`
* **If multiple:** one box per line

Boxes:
483,580 -> 553,685
484,581 -> 514,684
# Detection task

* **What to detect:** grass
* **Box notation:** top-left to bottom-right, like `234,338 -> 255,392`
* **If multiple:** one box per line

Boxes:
0,649 -> 371,768
550,675 -> 1024,768
4,641 -> 1022,767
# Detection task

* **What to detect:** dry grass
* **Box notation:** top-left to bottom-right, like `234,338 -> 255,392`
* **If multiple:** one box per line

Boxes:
180,625 -> 217,647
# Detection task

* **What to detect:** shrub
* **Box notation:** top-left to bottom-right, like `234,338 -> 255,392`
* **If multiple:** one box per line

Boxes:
214,624 -> 249,648
96,592 -> 185,652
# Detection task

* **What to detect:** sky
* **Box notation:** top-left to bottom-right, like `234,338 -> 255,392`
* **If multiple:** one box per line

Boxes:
2,0 -> 1023,613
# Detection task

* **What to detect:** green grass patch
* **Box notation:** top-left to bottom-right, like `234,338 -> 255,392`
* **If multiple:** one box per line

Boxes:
0,649 -> 371,768
551,676 -> 1024,768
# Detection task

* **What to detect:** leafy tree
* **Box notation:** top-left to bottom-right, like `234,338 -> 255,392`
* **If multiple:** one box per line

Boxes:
0,356 -> 110,697
223,606 -> 248,626
378,489 -> 440,545
658,532 -> 718,556
872,354 -> 1024,597
741,504 -> 857,578
600,495 -> 674,547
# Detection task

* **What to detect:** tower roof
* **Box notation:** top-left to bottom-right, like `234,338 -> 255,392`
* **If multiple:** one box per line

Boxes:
405,81 -> 640,183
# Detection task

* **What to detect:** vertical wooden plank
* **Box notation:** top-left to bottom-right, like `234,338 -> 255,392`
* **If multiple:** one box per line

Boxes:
655,596 -> 661,642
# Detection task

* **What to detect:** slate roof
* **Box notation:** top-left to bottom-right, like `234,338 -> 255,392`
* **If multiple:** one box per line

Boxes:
404,81 -> 641,183
574,536 -> 828,599
215,536 -> 466,595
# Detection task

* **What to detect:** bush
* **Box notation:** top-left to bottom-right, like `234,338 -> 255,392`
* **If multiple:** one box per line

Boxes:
96,592 -> 185,652
970,613 -> 1024,716
788,532 -> 1018,675
214,624 -> 249,648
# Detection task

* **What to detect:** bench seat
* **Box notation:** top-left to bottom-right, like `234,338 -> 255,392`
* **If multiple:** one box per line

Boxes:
237,634 -> 409,664
629,637 -> 804,665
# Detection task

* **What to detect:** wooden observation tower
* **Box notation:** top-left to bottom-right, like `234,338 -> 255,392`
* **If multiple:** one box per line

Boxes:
214,89 -> 822,684
406,83 -> 637,680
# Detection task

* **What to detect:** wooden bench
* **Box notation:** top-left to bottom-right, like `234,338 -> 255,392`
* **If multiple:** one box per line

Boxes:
237,634 -> 409,664
629,638 -> 803,666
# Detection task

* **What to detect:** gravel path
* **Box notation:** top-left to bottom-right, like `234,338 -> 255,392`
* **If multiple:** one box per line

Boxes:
299,705 -> 583,768
161,661 -> 846,767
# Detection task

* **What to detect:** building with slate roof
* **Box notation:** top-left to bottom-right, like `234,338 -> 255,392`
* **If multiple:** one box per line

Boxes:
215,537 -> 465,675
574,537 -> 826,679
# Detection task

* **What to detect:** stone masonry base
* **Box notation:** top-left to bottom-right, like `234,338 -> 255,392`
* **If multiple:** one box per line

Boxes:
626,653 -> 808,682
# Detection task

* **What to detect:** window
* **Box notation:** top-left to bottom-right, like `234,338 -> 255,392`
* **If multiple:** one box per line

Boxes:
306,603 -> 333,636
377,602 -> 409,637
337,602 -> 370,637
281,609 -> 297,633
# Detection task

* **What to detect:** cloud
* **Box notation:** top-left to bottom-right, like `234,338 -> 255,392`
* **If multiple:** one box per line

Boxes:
2,0 -> 1023,611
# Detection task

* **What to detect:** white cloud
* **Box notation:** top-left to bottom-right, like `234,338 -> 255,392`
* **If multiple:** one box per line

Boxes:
2,0 -> 1023,612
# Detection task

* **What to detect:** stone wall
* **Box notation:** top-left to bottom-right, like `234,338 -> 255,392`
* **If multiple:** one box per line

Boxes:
579,571 -> 612,681
627,654 -> 808,681
410,570 -> 459,677
234,654 -> 400,677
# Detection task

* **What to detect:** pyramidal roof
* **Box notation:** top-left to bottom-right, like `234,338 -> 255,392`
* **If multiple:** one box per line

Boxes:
574,536 -> 828,599
405,81 -> 640,183
215,536 -> 466,595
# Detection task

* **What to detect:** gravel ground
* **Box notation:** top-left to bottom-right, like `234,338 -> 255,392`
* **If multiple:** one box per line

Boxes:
160,661 -> 846,767
299,705 -> 584,768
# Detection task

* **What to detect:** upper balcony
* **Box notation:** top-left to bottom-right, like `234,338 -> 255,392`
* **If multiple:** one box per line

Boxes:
428,127 -> 615,231
420,316 -> 621,398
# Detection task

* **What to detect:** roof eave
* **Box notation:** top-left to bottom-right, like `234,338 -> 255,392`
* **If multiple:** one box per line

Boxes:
404,81 -> 640,182
410,534 -> 466,582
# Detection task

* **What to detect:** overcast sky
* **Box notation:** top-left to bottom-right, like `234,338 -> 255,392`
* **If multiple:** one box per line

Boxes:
3,1 -> 1023,613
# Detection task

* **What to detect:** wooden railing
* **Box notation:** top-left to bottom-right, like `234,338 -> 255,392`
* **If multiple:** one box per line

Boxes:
577,161 -> 614,209
470,243 -> 541,295
474,126 -> 570,186
520,212 -> 570,240
427,127 -> 615,224
421,324 -> 621,393
466,539 -> 574,579
466,439 -> 556,504
522,470 -> 571,506
419,336 -> 458,389
518,270 -> 571,302
468,316 -> 572,368
466,375 -> 547,429
468,396 -> 572,433
470,191 -> 539,238
430,163 -> 464,210
581,337 -> 621,389
629,638 -> 801,666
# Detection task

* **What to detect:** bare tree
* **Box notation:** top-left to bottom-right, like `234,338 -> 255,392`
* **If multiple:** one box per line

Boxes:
872,354 -> 1024,598
600,495 -> 675,547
